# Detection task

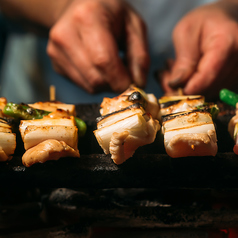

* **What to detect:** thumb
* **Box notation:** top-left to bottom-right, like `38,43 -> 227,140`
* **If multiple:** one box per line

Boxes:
168,18 -> 201,89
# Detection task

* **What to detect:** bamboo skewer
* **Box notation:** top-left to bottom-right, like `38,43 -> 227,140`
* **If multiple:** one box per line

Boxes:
50,85 -> 56,101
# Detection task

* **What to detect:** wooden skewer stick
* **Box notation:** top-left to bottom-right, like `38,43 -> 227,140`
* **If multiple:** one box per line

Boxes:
177,87 -> 183,96
50,85 -> 56,101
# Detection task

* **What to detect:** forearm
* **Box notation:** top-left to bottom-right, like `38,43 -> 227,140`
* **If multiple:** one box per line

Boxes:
0,0 -> 72,33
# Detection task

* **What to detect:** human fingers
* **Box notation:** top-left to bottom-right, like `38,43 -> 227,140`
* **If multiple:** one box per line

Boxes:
47,16 -> 108,93
47,33 -> 92,92
124,7 -> 150,88
81,19 -> 133,93
47,0 -> 148,93
48,43 -> 109,93
168,13 -> 201,89
183,37 -> 235,97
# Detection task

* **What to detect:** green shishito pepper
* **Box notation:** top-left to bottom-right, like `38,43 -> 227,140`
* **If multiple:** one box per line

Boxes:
219,89 -> 238,108
209,104 -> 219,120
196,103 -> 219,120
3,102 -> 87,137
4,102 -> 50,120
73,117 -> 87,137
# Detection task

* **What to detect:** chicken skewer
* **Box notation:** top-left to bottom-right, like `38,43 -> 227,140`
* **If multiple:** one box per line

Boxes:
159,92 -> 219,158
162,109 -> 218,158
0,97 -> 17,162
94,104 -> 160,164
0,118 -> 16,162
19,116 -> 80,167
2,96 -> 84,166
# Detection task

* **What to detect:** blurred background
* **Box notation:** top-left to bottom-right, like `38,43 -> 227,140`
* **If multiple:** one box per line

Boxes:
0,0 -> 215,104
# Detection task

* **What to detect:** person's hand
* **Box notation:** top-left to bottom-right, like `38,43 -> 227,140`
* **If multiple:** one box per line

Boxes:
47,0 -> 149,94
159,1 -> 238,99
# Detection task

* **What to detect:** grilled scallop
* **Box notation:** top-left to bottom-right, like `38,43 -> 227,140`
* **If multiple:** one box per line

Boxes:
94,104 -> 160,164
162,110 -> 218,158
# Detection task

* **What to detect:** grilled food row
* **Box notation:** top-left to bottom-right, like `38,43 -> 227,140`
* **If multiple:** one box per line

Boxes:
0,85 -> 230,167
94,85 -> 219,164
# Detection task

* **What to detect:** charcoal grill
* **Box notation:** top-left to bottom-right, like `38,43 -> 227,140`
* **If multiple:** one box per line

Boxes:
1,102 -> 238,237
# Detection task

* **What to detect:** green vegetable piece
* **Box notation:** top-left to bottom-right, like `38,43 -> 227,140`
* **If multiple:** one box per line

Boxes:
3,102 -> 50,120
209,104 -> 219,120
219,89 -> 238,108
196,103 -> 219,120
74,117 -> 87,137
